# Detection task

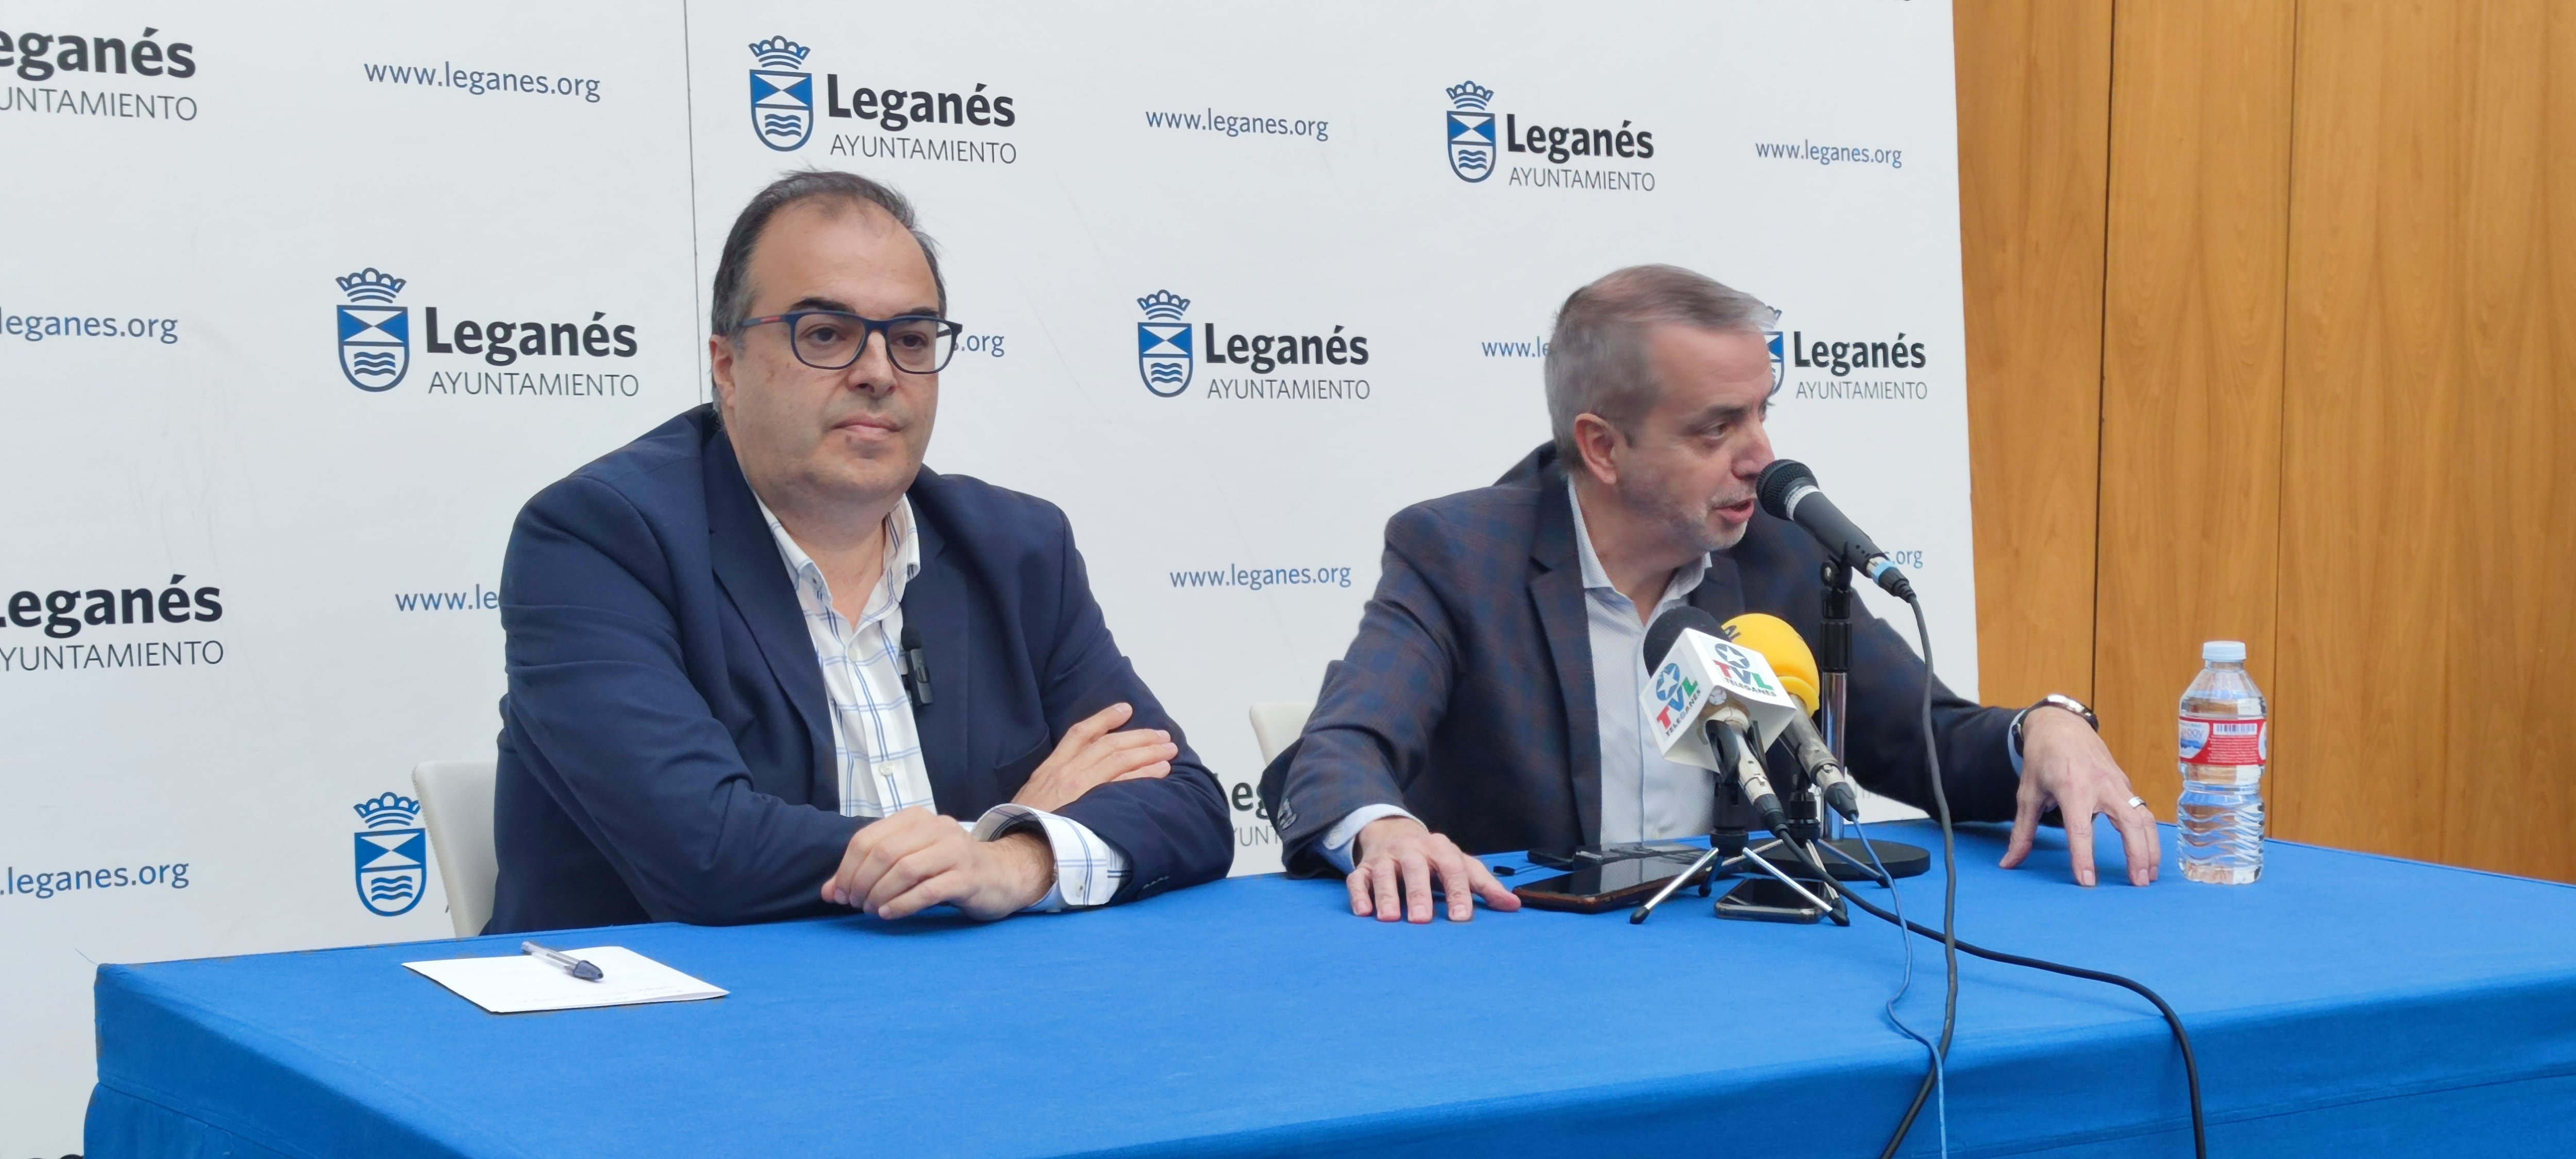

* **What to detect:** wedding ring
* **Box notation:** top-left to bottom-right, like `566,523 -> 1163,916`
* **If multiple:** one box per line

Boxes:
2125,796 -> 2148,810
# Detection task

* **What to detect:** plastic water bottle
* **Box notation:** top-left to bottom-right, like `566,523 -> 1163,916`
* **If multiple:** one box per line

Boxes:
2177,641 -> 2266,884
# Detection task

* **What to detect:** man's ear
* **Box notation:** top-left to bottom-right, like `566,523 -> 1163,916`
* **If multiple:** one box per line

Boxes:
707,333 -> 738,413
1570,413 -> 1623,487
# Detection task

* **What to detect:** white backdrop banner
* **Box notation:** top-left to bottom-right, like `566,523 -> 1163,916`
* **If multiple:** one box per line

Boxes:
0,2 -> 1977,1151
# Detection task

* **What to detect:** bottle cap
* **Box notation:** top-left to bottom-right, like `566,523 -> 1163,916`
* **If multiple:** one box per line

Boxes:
2202,640 -> 2247,663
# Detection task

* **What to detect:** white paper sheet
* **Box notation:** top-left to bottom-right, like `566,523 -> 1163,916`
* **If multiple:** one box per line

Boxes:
402,947 -> 726,1014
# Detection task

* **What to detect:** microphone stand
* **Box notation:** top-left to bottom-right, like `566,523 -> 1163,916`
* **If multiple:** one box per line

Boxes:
1632,820 -> 1853,926
1796,559 -> 1929,881
1629,827 -> 1736,924
1632,721 -> 1854,925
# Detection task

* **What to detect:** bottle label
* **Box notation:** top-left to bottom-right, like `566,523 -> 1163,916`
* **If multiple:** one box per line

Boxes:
2179,715 -> 2267,765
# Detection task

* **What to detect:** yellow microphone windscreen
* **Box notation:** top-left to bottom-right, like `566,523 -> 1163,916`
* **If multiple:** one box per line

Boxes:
1722,612 -> 1821,715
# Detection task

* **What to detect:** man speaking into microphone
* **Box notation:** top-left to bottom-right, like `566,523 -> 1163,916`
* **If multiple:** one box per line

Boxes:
1259,265 -> 2156,923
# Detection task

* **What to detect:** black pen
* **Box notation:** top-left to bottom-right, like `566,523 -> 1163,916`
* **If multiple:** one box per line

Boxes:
521,941 -> 604,982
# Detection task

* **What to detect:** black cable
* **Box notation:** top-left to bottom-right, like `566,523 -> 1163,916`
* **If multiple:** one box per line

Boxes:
1843,596 -> 2208,1159
1875,596 -> 1959,1159
1785,835 -> 2211,1158
1856,817 -> 1947,1151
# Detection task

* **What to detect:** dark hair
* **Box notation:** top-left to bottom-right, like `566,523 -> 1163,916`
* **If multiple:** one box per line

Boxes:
707,170 -> 946,337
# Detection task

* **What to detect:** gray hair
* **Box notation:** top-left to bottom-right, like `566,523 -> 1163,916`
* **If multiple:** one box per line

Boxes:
708,170 -> 946,338
1543,265 -> 1777,462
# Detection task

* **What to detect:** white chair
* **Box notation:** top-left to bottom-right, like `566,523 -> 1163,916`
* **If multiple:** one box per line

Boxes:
410,759 -> 499,939
1247,701 -> 1315,765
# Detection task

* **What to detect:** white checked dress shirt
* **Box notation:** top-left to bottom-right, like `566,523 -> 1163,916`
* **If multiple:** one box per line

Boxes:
758,496 -> 1126,911
1319,480 -> 1720,866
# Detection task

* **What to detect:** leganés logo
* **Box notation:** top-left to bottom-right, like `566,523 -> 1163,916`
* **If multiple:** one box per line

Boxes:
1132,289 -> 1372,402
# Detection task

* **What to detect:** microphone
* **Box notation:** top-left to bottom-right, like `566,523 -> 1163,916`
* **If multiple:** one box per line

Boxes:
1755,459 -> 1917,601
1721,613 -> 1862,822
1707,701 -> 1786,833
1641,606 -> 1803,833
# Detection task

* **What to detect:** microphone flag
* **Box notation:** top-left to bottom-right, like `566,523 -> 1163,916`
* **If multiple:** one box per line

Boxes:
1644,626 -> 1804,772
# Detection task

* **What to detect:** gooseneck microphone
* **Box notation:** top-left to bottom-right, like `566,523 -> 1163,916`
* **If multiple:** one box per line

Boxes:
1756,459 -> 1916,601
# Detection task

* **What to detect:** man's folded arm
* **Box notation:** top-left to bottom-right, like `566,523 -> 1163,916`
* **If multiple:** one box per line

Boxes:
1260,512 -> 1460,874
1840,604 -> 2019,824
1030,508 -> 1232,903
502,476 -> 858,925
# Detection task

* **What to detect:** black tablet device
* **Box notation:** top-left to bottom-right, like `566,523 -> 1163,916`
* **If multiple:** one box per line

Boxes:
1512,856 -> 1712,914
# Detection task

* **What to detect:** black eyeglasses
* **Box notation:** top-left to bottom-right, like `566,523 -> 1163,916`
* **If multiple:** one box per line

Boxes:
735,311 -> 963,374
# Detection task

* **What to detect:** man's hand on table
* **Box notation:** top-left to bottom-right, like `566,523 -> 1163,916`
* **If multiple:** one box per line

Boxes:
1347,816 -> 1521,923
1011,701 -> 1177,813
2000,706 -> 2162,887
821,807 -> 1055,919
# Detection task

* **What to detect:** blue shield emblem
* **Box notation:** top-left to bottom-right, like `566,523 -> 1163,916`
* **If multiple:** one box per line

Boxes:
1765,329 -> 1786,397
748,36 -> 817,150
1138,322 -> 1193,397
751,67 -> 814,150
354,827 -> 427,916
1444,80 -> 1497,183
1447,111 -> 1495,182
1135,289 -> 1194,398
352,791 -> 427,917
337,304 -> 409,391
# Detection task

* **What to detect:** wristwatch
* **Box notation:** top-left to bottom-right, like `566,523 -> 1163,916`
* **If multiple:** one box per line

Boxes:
2008,693 -> 2098,773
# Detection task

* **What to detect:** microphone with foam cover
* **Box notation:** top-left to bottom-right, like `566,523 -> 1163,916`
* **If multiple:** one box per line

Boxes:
1722,612 -> 1821,713
1641,606 -> 1791,832
1642,606 -> 1727,684
1722,612 -> 1862,821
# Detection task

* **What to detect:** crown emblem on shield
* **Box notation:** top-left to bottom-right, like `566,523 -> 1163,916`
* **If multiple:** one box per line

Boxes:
1136,289 -> 1194,398
749,35 -> 816,151
1444,80 -> 1497,184
749,36 -> 809,67
335,268 -> 406,303
351,791 -> 428,917
354,792 -> 421,827
335,267 -> 411,393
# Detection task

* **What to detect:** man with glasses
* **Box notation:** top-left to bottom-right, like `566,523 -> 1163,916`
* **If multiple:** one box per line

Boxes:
485,172 -> 1230,933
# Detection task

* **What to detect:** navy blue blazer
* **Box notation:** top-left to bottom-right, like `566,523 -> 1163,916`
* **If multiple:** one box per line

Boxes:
1259,444 -> 2020,872
486,405 -> 1229,934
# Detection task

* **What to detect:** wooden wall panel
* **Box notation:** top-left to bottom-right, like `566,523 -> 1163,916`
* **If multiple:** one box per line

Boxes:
1954,0 -> 2114,710
1958,0 -> 2576,881
2445,2 -> 2576,883
2093,0 -> 2297,817
2278,0 -> 2576,877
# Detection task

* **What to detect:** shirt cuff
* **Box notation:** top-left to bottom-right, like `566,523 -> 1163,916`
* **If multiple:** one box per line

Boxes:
972,804 -> 1128,912
1319,804 -> 1418,874
2007,705 -> 2032,776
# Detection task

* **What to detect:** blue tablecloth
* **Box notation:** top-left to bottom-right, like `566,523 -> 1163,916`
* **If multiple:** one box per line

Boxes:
86,822 -> 2576,1158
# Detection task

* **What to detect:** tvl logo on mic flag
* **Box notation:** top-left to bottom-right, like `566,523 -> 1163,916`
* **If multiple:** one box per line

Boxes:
749,36 -> 814,150
335,268 -> 409,392
1445,80 -> 1495,182
1652,662 -> 1704,736
352,792 -> 428,917
1646,633 -> 1799,763
1710,637 -> 1783,700
1137,289 -> 1193,397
